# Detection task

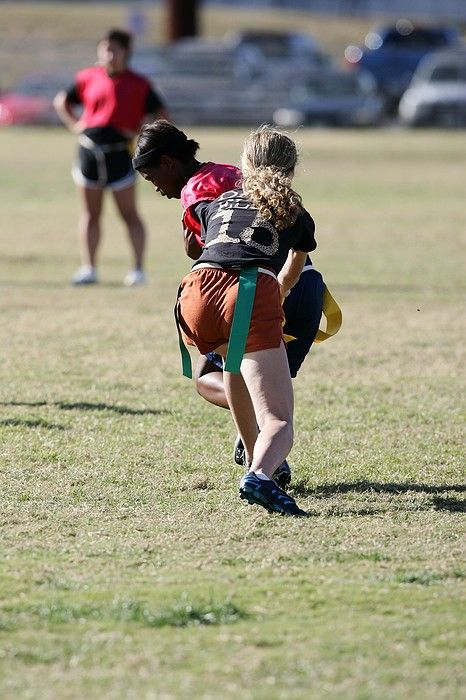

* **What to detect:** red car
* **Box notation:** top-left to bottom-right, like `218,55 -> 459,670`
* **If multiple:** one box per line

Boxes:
0,73 -> 70,126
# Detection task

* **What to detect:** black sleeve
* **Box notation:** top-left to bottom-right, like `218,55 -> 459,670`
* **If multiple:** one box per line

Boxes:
293,210 -> 317,252
144,86 -> 165,114
65,84 -> 81,105
193,201 -> 212,242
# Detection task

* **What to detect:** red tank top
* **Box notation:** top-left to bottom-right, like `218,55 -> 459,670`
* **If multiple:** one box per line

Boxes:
75,66 -> 153,132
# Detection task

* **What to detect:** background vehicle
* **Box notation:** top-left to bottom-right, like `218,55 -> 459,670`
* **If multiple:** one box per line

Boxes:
225,29 -> 331,78
148,38 -> 291,125
399,49 -> 466,126
273,68 -> 384,127
0,72 -> 70,126
345,21 -> 462,111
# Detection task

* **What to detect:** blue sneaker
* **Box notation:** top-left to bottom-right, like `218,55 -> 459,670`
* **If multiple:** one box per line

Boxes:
239,473 -> 307,517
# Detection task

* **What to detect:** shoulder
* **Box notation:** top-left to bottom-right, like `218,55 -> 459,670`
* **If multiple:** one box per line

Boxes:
181,163 -> 241,210
76,66 -> 103,81
296,207 -> 315,230
125,69 -> 151,88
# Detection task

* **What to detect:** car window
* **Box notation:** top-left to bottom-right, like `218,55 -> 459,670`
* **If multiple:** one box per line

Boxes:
383,29 -> 450,49
244,36 -> 290,59
292,74 -> 361,99
430,63 -> 466,82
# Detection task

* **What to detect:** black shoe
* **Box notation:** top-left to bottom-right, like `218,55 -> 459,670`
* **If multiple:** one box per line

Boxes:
233,435 -> 246,466
239,472 -> 307,517
272,460 -> 292,490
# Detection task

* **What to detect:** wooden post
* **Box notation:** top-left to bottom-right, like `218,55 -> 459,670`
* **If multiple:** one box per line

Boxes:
166,0 -> 199,43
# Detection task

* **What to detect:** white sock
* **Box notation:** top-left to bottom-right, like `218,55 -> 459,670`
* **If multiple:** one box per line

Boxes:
254,472 -> 271,481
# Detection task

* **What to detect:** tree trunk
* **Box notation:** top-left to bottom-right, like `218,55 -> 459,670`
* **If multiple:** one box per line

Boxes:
166,0 -> 199,43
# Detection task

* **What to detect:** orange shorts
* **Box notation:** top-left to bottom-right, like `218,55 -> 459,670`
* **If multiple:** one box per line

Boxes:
178,267 -> 284,355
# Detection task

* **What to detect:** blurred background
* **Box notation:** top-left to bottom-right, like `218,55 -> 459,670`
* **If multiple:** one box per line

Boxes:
1,0 -> 466,129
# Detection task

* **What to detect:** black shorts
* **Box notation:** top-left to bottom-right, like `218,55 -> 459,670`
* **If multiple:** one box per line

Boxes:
283,268 -> 324,377
72,129 -> 135,191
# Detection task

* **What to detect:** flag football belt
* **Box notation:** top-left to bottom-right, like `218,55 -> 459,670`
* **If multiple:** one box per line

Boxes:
78,134 -> 131,187
175,263 -> 342,378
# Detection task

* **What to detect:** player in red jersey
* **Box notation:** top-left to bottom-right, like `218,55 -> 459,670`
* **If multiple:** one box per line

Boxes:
54,29 -> 169,286
132,120 -> 325,490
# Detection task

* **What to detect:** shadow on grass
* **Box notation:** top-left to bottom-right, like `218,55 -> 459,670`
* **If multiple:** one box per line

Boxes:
293,480 -> 466,515
0,418 -> 65,430
337,282 -> 466,294
0,401 -> 171,416
294,481 -> 466,497
0,280 -> 135,289
431,496 -> 466,513
55,402 -> 170,416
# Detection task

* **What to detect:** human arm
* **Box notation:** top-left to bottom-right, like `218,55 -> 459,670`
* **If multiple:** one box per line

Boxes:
53,90 -> 84,133
181,200 -> 212,260
183,228 -> 203,260
277,249 -> 307,302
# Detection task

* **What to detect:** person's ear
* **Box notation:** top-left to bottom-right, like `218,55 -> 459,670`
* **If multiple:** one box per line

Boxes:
159,154 -> 175,170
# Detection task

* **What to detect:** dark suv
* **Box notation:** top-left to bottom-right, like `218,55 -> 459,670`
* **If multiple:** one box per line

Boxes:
345,21 -> 462,110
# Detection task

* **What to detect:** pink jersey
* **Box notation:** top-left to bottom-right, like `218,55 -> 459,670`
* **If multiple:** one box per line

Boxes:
180,162 -> 241,246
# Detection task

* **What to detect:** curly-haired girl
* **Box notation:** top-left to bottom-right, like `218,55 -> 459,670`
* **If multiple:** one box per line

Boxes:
172,125 -> 316,516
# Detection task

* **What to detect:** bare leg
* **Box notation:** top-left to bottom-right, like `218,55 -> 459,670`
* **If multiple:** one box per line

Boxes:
226,344 -> 293,479
112,185 -> 145,270
214,344 -> 258,464
77,186 -> 104,267
223,371 -> 259,465
194,355 -> 229,409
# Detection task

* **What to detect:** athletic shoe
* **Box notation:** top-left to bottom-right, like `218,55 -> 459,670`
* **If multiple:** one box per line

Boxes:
234,435 -> 292,489
71,265 -> 98,285
123,269 -> 146,287
239,472 -> 307,517
273,460 -> 292,490
233,435 -> 246,466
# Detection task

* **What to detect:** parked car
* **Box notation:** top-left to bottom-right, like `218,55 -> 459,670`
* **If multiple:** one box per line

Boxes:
225,29 -> 331,78
273,69 -> 384,127
150,38 -> 290,125
344,21 -> 462,110
399,49 -> 466,126
0,72 -> 70,126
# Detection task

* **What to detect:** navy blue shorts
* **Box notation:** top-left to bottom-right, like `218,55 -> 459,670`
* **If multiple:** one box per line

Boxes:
283,269 -> 324,377
205,268 -> 324,378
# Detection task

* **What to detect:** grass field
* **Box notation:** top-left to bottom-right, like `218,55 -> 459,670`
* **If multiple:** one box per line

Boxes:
1,124 -> 465,699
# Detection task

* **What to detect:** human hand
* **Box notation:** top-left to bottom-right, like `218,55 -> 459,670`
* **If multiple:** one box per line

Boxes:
72,121 -> 85,134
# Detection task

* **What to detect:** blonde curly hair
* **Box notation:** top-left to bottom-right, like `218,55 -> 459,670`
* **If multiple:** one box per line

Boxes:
241,125 -> 303,230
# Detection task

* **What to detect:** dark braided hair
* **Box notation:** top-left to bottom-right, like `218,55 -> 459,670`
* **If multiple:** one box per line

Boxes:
133,120 -> 200,171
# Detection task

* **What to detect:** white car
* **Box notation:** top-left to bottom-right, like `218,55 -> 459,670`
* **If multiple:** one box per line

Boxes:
399,49 -> 466,127
273,69 -> 384,128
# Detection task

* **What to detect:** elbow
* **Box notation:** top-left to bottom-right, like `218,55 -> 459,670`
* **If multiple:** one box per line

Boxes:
53,91 -> 66,113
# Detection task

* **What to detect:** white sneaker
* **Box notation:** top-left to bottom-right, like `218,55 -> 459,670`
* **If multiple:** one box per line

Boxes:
123,269 -> 146,287
71,265 -> 98,285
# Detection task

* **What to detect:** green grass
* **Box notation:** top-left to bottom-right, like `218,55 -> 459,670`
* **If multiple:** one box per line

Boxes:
1,125 -> 465,699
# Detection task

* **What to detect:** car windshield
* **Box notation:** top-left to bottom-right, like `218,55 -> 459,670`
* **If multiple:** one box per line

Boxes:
295,74 -> 362,98
163,54 -> 235,77
429,63 -> 466,82
246,36 -> 291,59
383,29 -> 451,49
